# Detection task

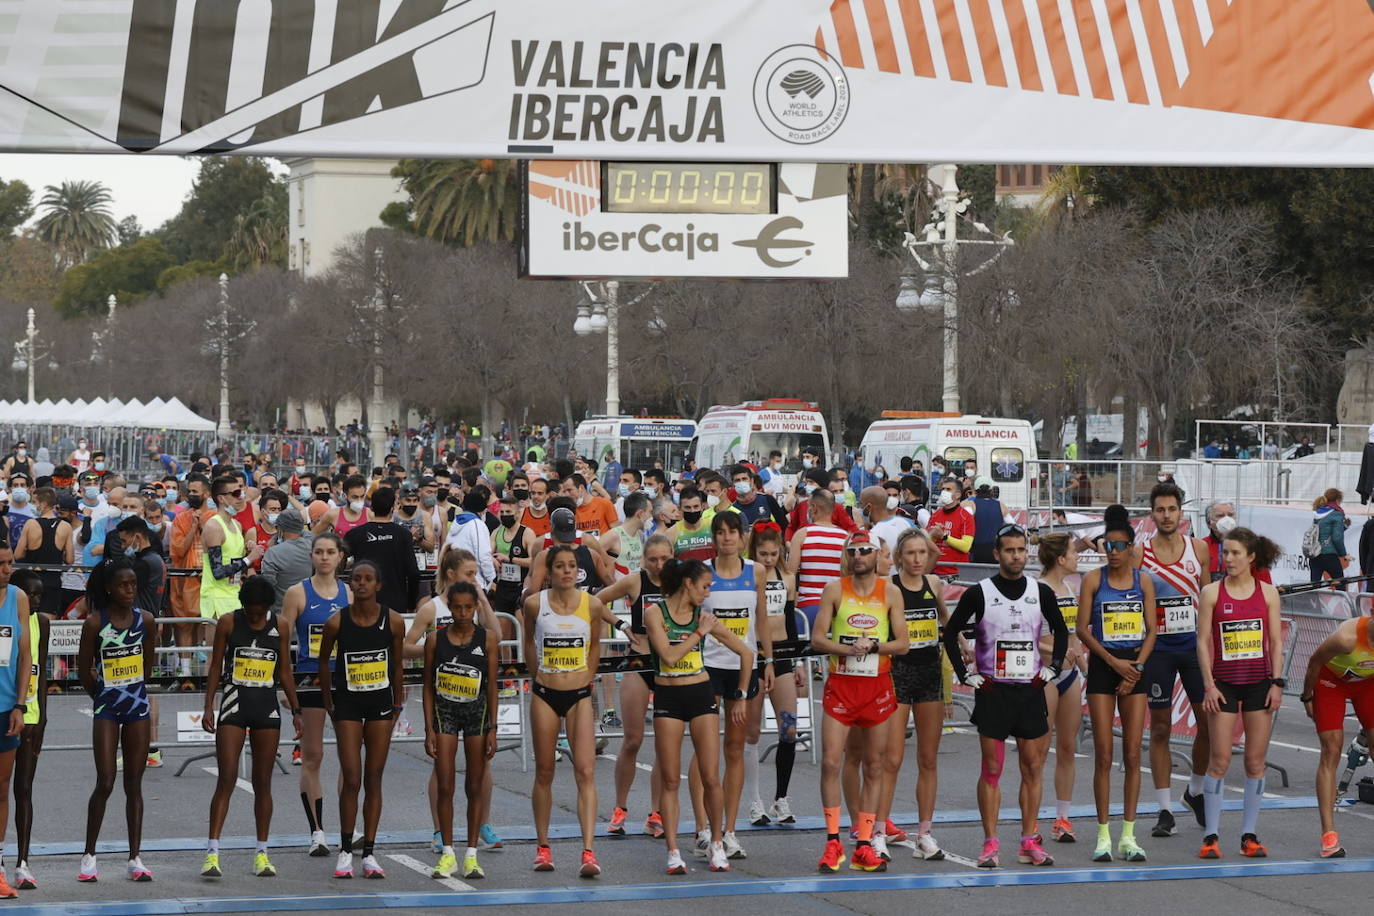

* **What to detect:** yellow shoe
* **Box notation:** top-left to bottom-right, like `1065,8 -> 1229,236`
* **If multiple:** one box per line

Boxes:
432,853 -> 457,879
462,854 -> 484,879
200,853 -> 222,878
254,853 -> 276,877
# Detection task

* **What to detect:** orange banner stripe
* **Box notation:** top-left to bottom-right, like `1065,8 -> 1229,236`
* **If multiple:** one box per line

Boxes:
965,0 -> 1008,87
832,0 -> 866,67
1035,0 -> 1081,95
1170,0 -> 1206,67
1135,0 -> 1180,104
862,0 -> 902,72
1000,0 -> 1043,92
1105,0 -> 1148,104
896,0 -> 938,77
934,0 -> 973,83
1070,1 -> 1115,100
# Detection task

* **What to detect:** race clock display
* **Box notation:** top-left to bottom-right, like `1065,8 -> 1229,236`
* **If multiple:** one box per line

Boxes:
602,162 -> 775,215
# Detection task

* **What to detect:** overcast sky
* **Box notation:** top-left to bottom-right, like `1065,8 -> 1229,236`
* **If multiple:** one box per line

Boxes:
0,152 -> 200,232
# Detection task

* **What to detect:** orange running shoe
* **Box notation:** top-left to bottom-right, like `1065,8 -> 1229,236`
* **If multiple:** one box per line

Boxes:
1240,834 -> 1268,858
607,807 -> 628,836
532,845 -> 554,872
1198,835 -> 1221,859
1051,818 -> 1076,843
0,871 -> 17,899
1321,831 -> 1345,859
579,849 -> 602,878
644,812 -> 665,839
850,844 -> 887,872
817,839 -> 846,873
884,819 -> 908,843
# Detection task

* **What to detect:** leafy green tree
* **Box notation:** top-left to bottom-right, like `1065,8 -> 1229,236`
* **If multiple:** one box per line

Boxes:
52,237 -> 174,317
224,192 -> 287,270
116,215 -> 143,246
385,158 -> 518,245
34,180 -> 116,265
0,178 -> 34,238
0,236 -> 62,301
157,259 -> 224,292
155,158 -> 286,263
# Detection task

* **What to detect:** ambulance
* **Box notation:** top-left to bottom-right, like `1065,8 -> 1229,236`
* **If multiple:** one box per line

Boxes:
572,416 -> 697,474
692,399 -> 830,484
858,412 -> 1039,509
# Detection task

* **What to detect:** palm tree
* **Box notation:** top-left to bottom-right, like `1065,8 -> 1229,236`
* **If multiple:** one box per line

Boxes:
34,179 -> 118,265
225,193 -> 287,269
405,159 -> 519,246
1033,165 -> 1094,225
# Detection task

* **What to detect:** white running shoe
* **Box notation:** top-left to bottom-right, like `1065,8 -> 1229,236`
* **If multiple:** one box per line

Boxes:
309,830 -> 331,857
722,831 -> 746,860
692,829 -> 711,858
749,800 -> 770,826
873,834 -> 891,862
708,842 -> 731,872
333,851 -> 354,878
13,861 -> 36,890
126,856 -> 153,882
665,850 -> 687,875
768,797 -> 796,824
914,833 -> 945,861
77,855 -> 98,883
361,854 -> 385,879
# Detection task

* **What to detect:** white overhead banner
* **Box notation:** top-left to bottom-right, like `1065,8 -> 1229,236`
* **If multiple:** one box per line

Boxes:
1,0 -> 1372,165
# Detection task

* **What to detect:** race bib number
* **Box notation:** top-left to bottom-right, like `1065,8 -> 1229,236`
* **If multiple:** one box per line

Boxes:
436,661 -> 482,702
343,649 -> 390,692
307,623 -> 323,659
765,584 -> 787,618
415,550 -> 438,571
25,662 -> 37,704
1220,619 -> 1264,661
995,639 -> 1036,681
1101,601 -> 1144,643
660,639 -> 703,677
1057,596 -> 1079,633
100,644 -> 143,687
905,608 -> 938,648
541,636 -> 586,673
715,608 -> 751,640
232,646 -> 277,688
834,635 -> 879,677
1157,596 -> 1197,635
498,559 -> 523,583
0,625 -> 12,666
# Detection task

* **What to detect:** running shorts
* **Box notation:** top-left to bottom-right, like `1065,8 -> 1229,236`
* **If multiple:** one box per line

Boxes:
707,665 -> 760,700
1144,648 -> 1206,709
891,658 -> 943,705
972,682 -> 1049,741
822,673 -> 897,729
1216,679 -> 1273,714
433,699 -> 490,738
652,680 -> 719,722
1311,675 -> 1374,732
1086,648 -> 1146,696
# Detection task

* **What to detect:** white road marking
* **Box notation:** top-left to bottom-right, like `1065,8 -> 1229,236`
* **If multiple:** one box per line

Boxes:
941,850 -> 981,868
601,753 -> 684,779
386,852 -> 474,891
202,766 -> 255,796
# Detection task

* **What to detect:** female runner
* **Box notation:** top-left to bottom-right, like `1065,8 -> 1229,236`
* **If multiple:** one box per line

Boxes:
1037,533 -> 1085,844
8,569 -> 48,891
745,522 -> 801,827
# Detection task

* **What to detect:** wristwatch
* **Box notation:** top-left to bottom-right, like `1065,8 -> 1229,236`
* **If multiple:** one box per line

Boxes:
727,689 -> 747,701
1132,663 -> 1145,673
1271,677 -> 1287,689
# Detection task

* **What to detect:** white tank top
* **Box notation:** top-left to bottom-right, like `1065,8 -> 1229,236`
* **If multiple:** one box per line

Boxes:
534,589 -> 592,674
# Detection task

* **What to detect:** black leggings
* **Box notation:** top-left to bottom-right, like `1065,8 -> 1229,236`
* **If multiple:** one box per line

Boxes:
1310,553 -> 1344,583
532,682 -> 591,718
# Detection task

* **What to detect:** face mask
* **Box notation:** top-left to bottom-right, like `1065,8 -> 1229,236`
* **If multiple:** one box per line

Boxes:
186,494 -> 204,509
617,483 -> 632,498
772,461 -> 782,471
437,488 -> 450,502
500,514 -> 517,528
295,465 -> 306,474
682,509 -> 703,526
120,510 -> 136,520
266,512 -> 280,526
207,497 -> 218,511
1215,515 -> 1238,536
706,494 -> 720,509
15,449 -> 25,458
421,494 -> 437,508
349,500 -> 365,513
886,495 -> 899,511
1157,474 -> 1168,482
861,507 -> 871,525
298,485 -> 312,499
10,488 -> 27,503
733,480 -> 753,497
937,490 -> 954,507
94,462 -> 106,471
124,546 -> 137,557
512,489 -> 530,501
802,483 -> 815,496
802,458 -> 814,469
78,442 -> 87,449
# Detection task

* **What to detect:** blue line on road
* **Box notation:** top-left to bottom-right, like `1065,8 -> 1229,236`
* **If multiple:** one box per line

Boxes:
8,857 -> 1374,915
28,796 -> 1322,857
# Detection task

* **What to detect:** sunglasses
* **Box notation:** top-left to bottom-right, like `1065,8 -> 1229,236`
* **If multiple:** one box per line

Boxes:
846,545 -> 877,556
224,488 -> 244,499
997,524 -> 1026,538
1104,540 -> 1133,553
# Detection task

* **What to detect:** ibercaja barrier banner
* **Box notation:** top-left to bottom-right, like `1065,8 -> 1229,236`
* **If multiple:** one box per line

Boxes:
0,0 -> 1371,164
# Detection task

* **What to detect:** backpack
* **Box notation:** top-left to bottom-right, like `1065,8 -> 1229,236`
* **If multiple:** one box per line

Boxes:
1302,521 -> 1322,558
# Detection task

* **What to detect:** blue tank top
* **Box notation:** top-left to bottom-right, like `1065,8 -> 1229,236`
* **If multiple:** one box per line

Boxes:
0,586 -> 21,709
296,578 -> 347,673
971,497 -> 1004,545
702,558 -> 758,669
1091,567 -> 1146,650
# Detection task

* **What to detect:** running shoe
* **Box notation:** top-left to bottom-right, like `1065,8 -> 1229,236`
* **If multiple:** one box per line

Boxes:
77,854 -> 98,883
1051,818 -> 1077,843
693,828 -> 710,858
1118,837 -> 1148,862
976,838 -> 1000,868
1198,835 -> 1221,859
914,833 -> 945,861
1018,835 -> 1054,866
254,853 -> 277,877
533,845 -> 554,872
749,800 -> 770,826
850,844 -> 887,872
361,855 -> 385,878
817,839 -> 846,873
13,861 -> 35,890
722,831 -> 746,859
1240,834 -> 1268,858
432,852 -> 457,879
608,806 -> 628,836
0,872 -> 15,899
1321,831 -> 1346,859
579,849 -> 602,878
462,854 -> 484,880
1182,789 -> 1206,828
432,830 -> 443,854
333,851 -> 354,878
644,812 -> 666,838
201,853 -> 222,878
146,749 -> 163,769
291,745 -> 302,766
666,850 -> 687,875
708,841 -> 730,872
479,823 -> 502,849
1152,808 -> 1177,837
601,708 -> 622,729
127,857 -> 153,882
768,797 -> 796,825
1092,836 -> 1113,862
309,830 -> 331,857
884,819 -> 908,843
872,834 -> 891,862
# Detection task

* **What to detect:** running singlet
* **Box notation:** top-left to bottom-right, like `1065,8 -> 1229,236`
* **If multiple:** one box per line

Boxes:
797,525 -> 847,605
1056,594 -> 1079,633
763,571 -> 798,641
0,585 -> 22,711
535,590 -> 592,675
703,559 -> 757,669
608,524 -> 643,619
971,577 -> 1045,684
1211,580 -> 1270,685
493,525 -> 530,605
94,608 -> 149,720
1325,617 -> 1374,683
434,624 -> 488,704
892,574 -> 941,667
828,577 -> 890,678
1139,535 -> 1203,648
673,524 -> 715,562
1091,568 -> 1146,650
222,610 -> 282,721
296,579 -> 346,674
332,606 -> 394,696
334,506 -> 370,539
629,570 -> 663,635
654,600 -> 704,678
22,604 -> 40,725
200,515 -> 247,619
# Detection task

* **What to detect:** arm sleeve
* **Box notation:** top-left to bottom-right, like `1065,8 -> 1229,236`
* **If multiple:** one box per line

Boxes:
1038,583 -> 1068,672
768,497 -> 788,530
206,544 -> 243,580
943,586 -> 984,683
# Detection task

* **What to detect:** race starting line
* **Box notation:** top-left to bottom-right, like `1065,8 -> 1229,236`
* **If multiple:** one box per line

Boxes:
9,857 -> 1374,915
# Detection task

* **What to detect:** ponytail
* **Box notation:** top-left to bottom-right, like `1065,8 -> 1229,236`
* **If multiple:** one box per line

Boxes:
1223,527 -> 1280,571
660,557 -> 709,596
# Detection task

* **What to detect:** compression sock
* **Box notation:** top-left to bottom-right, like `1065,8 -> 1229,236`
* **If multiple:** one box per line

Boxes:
856,812 -> 876,846
1189,773 -> 1205,795
824,806 -> 841,841
1242,778 -> 1265,837
743,741 -> 761,807
362,840 -> 375,860
1121,820 -> 1136,841
919,820 -> 932,837
775,742 -> 795,798
341,834 -> 353,853
1203,776 -> 1224,838
315,798 -> 324,832
256,840 -> 268,855
463,846 -> 475,859
207,839 -> 219,855
1096,823 -> 1111,843
1156,787 -> 1171,812
1056,800 -> 1071,820
301,793 -> 320,832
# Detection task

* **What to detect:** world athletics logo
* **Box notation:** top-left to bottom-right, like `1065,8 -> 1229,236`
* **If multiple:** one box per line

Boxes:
753,44 -> 850,145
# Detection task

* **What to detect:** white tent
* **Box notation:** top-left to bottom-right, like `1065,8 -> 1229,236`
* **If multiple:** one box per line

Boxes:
0,397 -> 215,431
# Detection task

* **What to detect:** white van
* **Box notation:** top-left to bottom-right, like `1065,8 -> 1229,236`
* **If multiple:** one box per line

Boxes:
859,412 -> 1039,509
573,416 -> 697,473
692,399 -> 830,483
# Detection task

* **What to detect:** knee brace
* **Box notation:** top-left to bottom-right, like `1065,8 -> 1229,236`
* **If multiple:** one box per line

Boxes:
780,711 -> 798,744
981,741 -> 1006,788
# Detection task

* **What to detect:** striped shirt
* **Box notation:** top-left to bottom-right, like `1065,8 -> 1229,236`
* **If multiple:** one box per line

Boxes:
1140,534 -> 1204,649
797,525 -> 847,605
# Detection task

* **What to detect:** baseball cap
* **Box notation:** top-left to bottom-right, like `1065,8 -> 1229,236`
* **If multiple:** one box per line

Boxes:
275,507 -> 305,534
550,507 -> 577,543
974,475 -> 994,491
846,531 -> 874,550
57,494 -> 79,511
